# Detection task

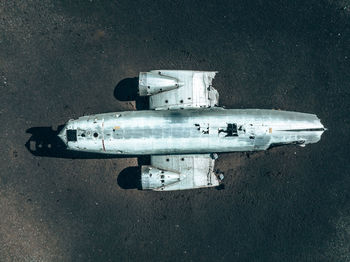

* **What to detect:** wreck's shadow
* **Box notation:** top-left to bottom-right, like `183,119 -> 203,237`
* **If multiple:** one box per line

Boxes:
25,126 -> 123,159
114,77 -> 149,110
116,156 -> 149,190
117,166 -> 142,189
25,126 -> 147,189
113,77 -> 149,188
25,77 -> 150,189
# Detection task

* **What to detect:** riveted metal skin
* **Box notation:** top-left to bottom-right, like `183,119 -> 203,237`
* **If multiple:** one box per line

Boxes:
58,70 -> 325,191
58,108 -> 325,155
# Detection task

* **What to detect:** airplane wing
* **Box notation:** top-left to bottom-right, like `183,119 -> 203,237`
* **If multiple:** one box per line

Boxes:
138,70 -> 221,191
141,154 -> 221,191
139,70 -> 219,110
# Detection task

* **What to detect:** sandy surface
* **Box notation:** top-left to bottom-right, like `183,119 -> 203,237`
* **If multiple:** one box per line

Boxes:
1,0 -> 350,261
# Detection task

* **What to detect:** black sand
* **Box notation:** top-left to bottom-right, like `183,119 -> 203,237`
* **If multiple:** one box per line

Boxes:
1,1 -> 349,261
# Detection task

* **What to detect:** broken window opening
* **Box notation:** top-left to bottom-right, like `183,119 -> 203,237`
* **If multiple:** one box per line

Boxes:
67,130 -> 77,142
219,123 -> 238,137
202,128 -> 209,134
194,123 -> 210,134
238,125 -> 245,132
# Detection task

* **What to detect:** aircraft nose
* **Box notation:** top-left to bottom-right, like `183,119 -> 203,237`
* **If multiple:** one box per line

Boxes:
58,126 -> 67,145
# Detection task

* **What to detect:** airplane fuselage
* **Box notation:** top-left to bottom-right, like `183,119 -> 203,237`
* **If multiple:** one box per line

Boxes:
59,108 -> 325,155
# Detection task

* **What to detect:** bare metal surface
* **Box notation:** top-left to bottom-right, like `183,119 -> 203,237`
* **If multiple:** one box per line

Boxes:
2,1 -> 349,261
59,108 -> 325,155
142,154 -> 219,191
145,70 -> 218,110
151,154 -> 219,190
138,71 -> 182,96
141,165 -> 183,190
58,71 -> 325,191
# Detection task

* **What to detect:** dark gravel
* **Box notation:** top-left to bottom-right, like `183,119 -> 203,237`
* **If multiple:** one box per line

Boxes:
1,0 -> 349,261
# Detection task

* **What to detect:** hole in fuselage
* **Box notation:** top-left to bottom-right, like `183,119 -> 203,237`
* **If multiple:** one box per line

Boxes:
93,132 -> 98,138
67,130 -> 77,141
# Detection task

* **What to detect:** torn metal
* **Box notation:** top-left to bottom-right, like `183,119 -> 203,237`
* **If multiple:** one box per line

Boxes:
58,70 -> 326,191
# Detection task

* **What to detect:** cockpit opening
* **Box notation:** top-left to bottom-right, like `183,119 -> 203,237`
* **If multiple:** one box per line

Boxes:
66,130 -> 77,142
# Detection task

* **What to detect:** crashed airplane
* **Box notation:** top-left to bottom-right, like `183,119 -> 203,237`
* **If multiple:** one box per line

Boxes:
58,70 -> 326,191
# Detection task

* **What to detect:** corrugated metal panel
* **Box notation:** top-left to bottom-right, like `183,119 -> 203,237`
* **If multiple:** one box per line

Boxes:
147,154 -> 219,191
140,70 -> 218,110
